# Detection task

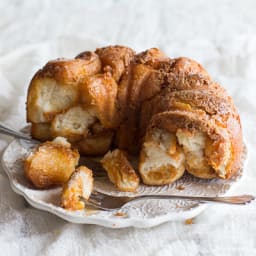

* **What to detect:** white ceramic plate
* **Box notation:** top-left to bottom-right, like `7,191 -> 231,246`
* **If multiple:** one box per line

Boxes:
1,138 -> 247,228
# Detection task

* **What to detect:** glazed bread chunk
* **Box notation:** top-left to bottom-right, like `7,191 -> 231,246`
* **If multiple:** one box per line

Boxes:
101,149 -> 140,192
61,166 -> 94,210
24,137 -> 79,188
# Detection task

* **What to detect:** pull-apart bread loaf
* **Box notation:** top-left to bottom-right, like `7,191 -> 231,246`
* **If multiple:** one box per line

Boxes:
26,45 -> 243,186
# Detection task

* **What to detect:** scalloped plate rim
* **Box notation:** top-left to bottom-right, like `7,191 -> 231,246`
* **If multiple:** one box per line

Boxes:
1,138 -> 247,228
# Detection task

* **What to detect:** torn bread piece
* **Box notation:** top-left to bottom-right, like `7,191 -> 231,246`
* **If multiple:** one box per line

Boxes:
24,137 -> 79,188
27,57 -> 101,124
51,106 -> 96,142
139,128 -> 185,185
176,129 -> 217,179
146,110 -> 234,180
101,149 -> 140,192
61,166 -> 94,211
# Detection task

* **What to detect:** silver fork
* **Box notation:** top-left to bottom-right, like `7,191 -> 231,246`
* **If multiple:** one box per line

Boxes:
82,191 -> 255,211
0,122 -> 39,149
0,122 -> 32,141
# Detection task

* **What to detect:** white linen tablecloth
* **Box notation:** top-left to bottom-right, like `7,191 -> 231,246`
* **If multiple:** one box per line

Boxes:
0,0 -> 256,255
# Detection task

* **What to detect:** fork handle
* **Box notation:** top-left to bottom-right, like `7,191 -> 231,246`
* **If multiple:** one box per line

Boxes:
0,122 -> 31,140
132,194 -> 254,205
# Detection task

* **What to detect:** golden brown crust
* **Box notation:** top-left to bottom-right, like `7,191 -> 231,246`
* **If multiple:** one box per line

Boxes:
95,45 -> 135,81
75,51 -> 102,75
134,48 -> 169,67
115,63 -> 156,152
101,149 -> 140,192
24,138 -> 79,188
116,49 -> 169,153
140,88 -> 236,134
37,57 -> 101,84
80,73 -> 118,128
